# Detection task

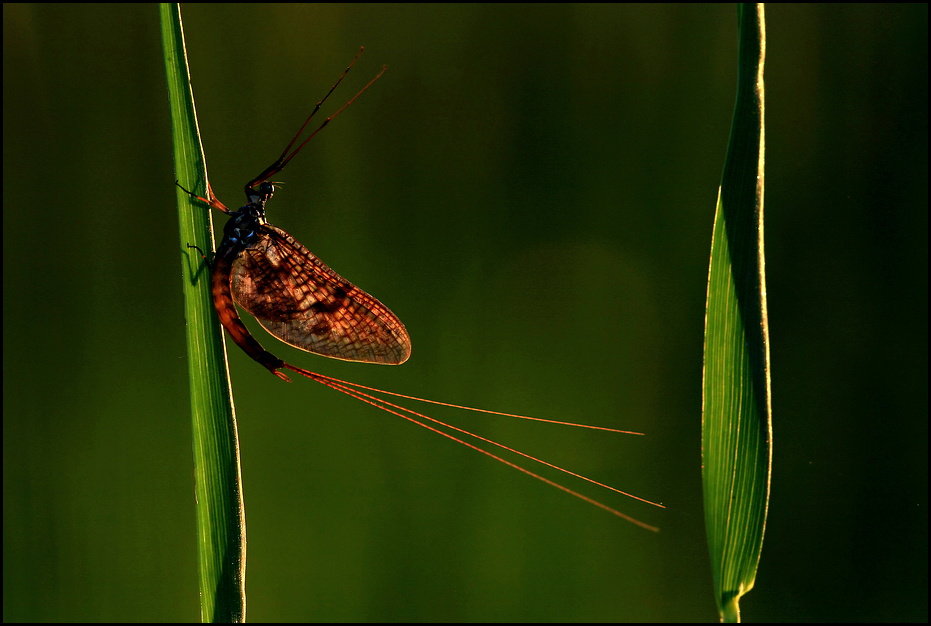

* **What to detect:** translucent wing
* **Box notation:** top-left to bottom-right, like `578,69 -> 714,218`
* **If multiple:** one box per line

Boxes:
229,224 -> 411,365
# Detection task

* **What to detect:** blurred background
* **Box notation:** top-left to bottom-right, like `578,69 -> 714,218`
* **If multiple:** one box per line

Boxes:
3,4 -> 926,622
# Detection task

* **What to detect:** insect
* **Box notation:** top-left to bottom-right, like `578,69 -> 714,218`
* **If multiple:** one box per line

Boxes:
178,49 -> 409,382
177,49 -> 662,530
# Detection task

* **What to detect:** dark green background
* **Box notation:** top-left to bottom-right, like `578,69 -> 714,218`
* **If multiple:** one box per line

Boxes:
3,4 -> 926,622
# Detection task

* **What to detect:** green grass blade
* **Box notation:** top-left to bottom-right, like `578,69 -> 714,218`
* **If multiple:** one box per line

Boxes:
702,4 -> 771,622
160,4 -> 246,622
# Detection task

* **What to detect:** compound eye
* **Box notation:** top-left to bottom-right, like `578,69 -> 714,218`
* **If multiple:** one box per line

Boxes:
260,181 -> 274,195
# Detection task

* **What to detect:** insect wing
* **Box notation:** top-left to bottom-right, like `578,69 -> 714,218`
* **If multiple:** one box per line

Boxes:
229,224 -> 411,365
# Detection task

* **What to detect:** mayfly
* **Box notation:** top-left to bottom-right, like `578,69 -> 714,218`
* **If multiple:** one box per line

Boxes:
179,50 -> 407,382
177,48 -> 662,530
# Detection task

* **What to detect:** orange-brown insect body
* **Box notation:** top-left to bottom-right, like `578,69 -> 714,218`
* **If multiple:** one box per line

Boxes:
180,49 -> 408,381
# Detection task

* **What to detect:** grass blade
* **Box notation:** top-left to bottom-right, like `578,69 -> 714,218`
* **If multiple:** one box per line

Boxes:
160,4 -> 246,622
702,4 -> 771,622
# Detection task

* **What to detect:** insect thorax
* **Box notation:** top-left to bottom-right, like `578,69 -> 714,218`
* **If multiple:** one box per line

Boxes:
222,203 -> 267,253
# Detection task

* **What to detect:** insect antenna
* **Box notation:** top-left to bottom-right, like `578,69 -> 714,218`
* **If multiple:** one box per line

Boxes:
247,47 -> 387,190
